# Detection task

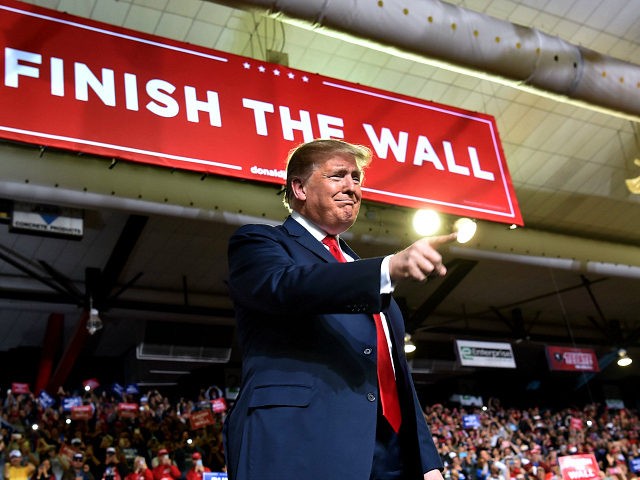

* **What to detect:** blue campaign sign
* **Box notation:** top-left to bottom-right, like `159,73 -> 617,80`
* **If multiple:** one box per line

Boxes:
203,473 -> 228,480
39,390 -> 56,409
62,396 -> 83,411
463,414 -> 481,429
630,457 -> 640,473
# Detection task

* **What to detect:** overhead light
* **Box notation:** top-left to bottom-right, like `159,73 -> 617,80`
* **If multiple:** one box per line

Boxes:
86,306 -> 103,335
453,217 -> 477,244
404,333 -> 416,354
412,209 -> 441,236
617,349 -> 632,367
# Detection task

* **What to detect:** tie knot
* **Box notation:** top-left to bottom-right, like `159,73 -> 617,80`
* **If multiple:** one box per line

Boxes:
322,236 -> 346,263
322,235 -> 339,249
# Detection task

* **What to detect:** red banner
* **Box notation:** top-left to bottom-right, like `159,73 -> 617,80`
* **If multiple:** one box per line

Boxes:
558,454 -> 600,480
570,417 -> 583,431
70,405 -> 93,420
117,402 -> 139,418
189,409 -> 215,430
546,346 -> 599,372
211,397 -> 228,414
10,382 -> 30,394
0,0 -> 521,224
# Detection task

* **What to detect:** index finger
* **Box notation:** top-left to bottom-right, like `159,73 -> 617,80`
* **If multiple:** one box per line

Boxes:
426,232 -> 458,246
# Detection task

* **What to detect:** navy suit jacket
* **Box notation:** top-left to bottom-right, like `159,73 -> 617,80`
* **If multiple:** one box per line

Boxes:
223,216 -> 443,479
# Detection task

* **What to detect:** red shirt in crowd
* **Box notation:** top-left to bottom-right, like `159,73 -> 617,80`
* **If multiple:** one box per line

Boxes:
185,466 -> 211,480
126,470 -> 153,480
151,464 -> 180,480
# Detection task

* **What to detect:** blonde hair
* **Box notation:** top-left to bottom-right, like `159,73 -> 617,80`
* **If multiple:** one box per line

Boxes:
283,139 -> 372,211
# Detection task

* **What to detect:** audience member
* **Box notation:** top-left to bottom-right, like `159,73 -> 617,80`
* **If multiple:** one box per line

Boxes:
61,452 -> 93,480
5,450 -> 36,480
100,448 -> 124,480
184,453 -> 210,480
33,458 -> 55,480
125,457 -> 152,480
150,450 -> 179,480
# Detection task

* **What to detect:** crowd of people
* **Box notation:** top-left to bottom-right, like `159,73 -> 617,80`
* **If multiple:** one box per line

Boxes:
426,400 -> 640,480
1,385 -> 639,480
1,386 -> 227,480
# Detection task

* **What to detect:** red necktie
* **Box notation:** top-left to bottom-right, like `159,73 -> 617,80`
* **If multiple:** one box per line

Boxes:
322,236 -> 402,432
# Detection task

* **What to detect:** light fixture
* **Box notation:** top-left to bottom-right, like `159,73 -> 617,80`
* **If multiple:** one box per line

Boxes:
404,333 -> 416,354
86,297 -> 103,335
617,349 -> 632,367
412,209 -> 441,236
625,159 -> 640,194
453,217 -> 477,244
413,209 -> 478,243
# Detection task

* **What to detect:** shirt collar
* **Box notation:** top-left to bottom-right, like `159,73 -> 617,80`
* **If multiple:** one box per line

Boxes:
291,211 -> 335,242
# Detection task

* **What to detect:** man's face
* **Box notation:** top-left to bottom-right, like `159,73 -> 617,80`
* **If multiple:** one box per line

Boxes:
294,154 -> 362,235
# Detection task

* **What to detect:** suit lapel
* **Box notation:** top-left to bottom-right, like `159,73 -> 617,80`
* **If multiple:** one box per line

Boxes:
339,239 -> 360,261
282,216 -> 362,264
282,216 -> 335,263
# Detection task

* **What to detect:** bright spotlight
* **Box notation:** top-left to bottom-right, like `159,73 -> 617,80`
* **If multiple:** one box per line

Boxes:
404,334 -> 416,354
413,209 -> 441,236
617,349 -> 632,367
453,218 -> 477,244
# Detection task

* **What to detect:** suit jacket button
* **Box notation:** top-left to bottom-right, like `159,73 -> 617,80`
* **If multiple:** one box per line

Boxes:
363,347 -> 372,355
367,393 -> 376,402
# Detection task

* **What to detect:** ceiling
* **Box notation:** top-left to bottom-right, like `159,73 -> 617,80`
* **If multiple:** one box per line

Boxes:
1,0 -> 640,406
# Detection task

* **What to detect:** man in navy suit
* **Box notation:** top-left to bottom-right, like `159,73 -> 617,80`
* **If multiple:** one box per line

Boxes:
224,139 -> 455,479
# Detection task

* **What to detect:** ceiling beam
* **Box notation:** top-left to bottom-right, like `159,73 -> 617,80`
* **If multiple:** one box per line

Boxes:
0,244 -> 80,304
0,288 -> 234,318
101,214 -> 148,300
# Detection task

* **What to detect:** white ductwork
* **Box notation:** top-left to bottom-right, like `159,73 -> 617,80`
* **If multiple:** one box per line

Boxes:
213,0 -> 640,121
